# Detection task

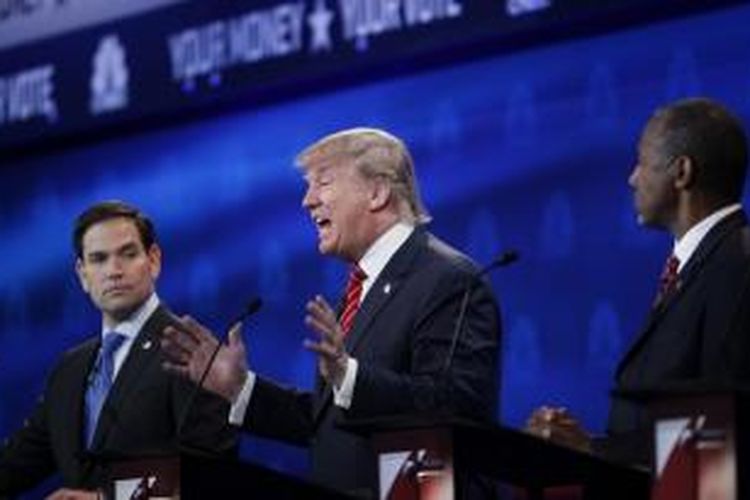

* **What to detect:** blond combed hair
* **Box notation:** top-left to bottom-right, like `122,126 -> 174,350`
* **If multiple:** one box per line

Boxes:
296,127 -> 431,224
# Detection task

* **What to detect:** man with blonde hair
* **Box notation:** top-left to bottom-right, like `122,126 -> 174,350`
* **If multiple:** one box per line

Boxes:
163,127 -> 500,496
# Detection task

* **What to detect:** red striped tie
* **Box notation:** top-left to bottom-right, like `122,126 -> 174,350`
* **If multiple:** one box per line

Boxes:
654,254 -> 680,307
340,265 -> 367,336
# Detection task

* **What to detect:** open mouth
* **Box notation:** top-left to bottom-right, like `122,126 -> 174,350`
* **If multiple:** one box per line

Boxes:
313,216 -> 332,231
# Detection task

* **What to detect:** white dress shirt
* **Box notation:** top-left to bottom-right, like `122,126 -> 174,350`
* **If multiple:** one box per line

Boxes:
101,292 -> 160,380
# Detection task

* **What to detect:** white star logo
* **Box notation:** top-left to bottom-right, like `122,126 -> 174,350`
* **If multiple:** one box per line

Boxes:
308,0 -> 334,52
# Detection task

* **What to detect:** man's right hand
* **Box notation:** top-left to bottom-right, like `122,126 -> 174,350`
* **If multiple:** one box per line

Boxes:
525,406 -> 593,453
161,316 -> 248,403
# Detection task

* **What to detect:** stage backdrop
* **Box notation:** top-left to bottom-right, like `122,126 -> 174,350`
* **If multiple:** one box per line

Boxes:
2,2 -> 750,495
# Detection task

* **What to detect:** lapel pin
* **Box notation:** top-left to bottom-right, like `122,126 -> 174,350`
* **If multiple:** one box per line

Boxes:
383,283 -> 392,295
142,340 -> 152,350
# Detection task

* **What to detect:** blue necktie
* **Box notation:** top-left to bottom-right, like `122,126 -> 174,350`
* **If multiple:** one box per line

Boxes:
84,331 -> 126,448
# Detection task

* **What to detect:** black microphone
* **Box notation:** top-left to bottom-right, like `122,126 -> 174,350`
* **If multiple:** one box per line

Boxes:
442,250 -> 519,373
225,297 -> 263,334
174,297 -> 263,444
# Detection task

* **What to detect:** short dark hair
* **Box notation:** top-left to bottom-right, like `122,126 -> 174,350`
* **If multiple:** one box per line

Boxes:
649,97 -> 748,202
73,200 -> 157,259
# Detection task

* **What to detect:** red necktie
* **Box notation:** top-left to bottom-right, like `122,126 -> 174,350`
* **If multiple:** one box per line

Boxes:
340,265 -> 367,336
655,254 -> 680,306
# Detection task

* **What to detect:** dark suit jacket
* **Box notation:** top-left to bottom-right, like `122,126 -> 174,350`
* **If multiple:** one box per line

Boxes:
243,228 -> 500,495
0,305 -> 237,497
603,210 -> 750,465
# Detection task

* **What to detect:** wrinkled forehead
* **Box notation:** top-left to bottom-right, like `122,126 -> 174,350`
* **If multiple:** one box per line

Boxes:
300,150 -> 356,179
302,162 -> 331,183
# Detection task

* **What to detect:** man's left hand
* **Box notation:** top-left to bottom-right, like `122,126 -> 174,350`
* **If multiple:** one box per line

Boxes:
303,295 -> 349,387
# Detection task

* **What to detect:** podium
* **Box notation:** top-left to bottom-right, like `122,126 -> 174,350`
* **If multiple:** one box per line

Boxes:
341,416 -> 650,500
103,453 -> 359,499
622,386 -> 750,500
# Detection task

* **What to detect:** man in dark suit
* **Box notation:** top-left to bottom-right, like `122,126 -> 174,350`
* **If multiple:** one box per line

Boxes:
527,98 -> 750,466
162,127 -> 500,496
0,201 -> 236,499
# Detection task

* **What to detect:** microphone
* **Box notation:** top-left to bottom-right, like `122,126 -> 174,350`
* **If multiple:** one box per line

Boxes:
442,250 -> 519,372
174,297 -> 263,444
225,297 -> 263,333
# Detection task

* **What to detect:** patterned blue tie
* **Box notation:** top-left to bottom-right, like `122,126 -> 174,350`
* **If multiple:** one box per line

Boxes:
84,331 -> 126,448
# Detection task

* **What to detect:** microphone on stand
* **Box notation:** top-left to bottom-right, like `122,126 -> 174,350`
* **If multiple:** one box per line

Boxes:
442,250 -> 519,373
174,297 -> 263,442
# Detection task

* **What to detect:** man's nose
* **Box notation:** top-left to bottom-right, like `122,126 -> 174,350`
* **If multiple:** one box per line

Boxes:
106,256 -> 125,276
628,165 -> 639,188
302,186 -> 317,209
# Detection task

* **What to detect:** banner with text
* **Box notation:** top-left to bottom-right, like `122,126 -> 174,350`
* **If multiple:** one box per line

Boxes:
0,0 -> 736,153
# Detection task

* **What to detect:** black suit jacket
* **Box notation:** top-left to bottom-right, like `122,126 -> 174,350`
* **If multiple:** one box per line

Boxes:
603,210 -> 750,465
0,305 -> 237,497
243,228 -> 500,494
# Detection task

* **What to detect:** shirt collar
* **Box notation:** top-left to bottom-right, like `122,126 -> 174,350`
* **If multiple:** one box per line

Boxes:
357,222 -> 414,297
101,292 -> 160,341
673,203 -> 742,272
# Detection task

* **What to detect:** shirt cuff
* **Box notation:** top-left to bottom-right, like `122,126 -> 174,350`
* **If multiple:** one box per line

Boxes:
333,357 -> 358,409
228,370 -> 256,426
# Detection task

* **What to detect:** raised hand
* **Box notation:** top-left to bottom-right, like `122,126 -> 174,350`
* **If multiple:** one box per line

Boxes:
303,295 -> 349,388
161,316 -> 248,402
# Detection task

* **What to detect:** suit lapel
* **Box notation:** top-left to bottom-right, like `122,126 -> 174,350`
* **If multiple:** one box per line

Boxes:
312,228 -> 427,424
90,306 -> 171,450
615,212 -> 747,379
346,228 -> 426,354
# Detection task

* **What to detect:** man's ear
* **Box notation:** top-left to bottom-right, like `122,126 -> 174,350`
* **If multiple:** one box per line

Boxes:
75,258 -> 89,294
148,244 -> 162,281
369,177 -> 392,212
673,155 -> 695,190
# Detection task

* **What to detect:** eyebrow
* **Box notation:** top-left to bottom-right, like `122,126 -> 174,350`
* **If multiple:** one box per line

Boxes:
85,241 -> 141,259
305,166 -> 333,182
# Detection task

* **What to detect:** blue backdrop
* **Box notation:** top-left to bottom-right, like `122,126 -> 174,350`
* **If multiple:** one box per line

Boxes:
2,3 -> 750,495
